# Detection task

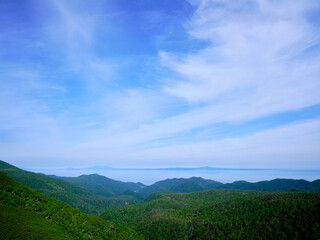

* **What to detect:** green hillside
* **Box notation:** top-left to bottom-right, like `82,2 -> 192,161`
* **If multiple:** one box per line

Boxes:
0,171 -> 142,239
139,177 -> 222,196
139,177 -> 320,197
96,194 -> 142,209
0,160 -> 133,214
170,181 -> 204,193
1,204 -> 74,240
101,189 -> 320,239
56,173 -> 145,197
217,178 -> 320,192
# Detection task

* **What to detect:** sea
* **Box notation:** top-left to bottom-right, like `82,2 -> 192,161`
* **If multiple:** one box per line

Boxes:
28,167 -> 320,185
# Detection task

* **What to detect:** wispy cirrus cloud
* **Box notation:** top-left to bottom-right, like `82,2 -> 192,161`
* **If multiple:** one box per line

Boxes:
3,117 -> 318,169
47,0 -> 116,89
1,0 -> 319,170
131,119 -> 320,168
163,0 -> 320,111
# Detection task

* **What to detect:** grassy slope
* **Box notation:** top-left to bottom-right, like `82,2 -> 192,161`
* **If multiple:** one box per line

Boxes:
0,160 -> 139,214
0,171 -> 142,240
101,189 -> 320,239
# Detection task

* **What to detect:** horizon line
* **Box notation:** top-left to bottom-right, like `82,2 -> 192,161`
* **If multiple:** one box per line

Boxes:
24,166 -> 320,172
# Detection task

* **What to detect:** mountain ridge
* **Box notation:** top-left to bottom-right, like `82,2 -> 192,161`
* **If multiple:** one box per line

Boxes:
0,170 -> 142,239
0,160 -> 142,214
2,160 -> 320,200
51,173 -> 145,197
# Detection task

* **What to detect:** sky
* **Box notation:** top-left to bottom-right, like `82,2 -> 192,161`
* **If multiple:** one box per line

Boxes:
1,0 -> 320,170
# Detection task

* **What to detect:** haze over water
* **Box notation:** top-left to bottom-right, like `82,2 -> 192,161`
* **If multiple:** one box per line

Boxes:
30,168 -> 320,185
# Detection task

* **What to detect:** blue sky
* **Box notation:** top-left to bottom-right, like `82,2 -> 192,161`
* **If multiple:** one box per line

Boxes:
1,0 -> 320,170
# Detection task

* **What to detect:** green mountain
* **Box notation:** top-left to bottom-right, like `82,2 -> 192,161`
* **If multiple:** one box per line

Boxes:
0,171 -> 142,239
170,181 -> 204,193
54,173 -> 145,197
139,177 -> 320,197
217,178 -> 320,192
101,189 -> 320,240
139,177 -> 222,196
0,160 -> 135,214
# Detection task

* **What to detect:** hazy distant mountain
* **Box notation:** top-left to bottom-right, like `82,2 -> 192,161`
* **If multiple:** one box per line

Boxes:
216,178 -> 320,192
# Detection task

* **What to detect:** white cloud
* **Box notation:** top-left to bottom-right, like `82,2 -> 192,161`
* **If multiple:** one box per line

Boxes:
131,119 -> 320,168
2,0 -> 320,170
47,0 -> 115,88
164,0 -> 320,117
3,118 -> 319,169
63,0 -> 320,167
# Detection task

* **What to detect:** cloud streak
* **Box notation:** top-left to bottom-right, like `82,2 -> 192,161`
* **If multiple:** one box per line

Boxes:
0,0 -> 319,170
164,0 -> 320,109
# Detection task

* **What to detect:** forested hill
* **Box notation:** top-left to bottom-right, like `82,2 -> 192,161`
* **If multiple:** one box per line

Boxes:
0,171 -> 142,239
52,173 -> 145,197
46,173 -> 320,198
138,177 -> 320,196
216,178 -> 320,192
1,159 -> 319,202
101,189 -> 320,239
139,177 -> 222,196
0,160 -> 141,214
